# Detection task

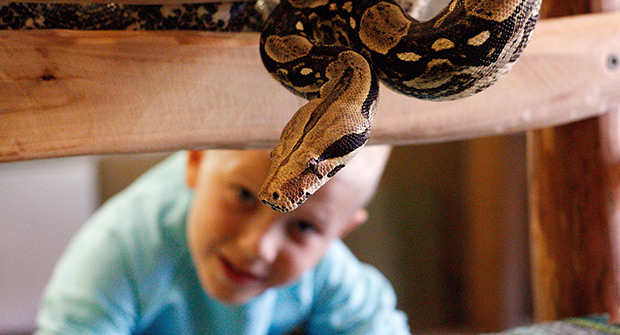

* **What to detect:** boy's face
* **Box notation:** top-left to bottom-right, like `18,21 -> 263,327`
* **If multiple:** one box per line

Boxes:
185,150 -> 368,304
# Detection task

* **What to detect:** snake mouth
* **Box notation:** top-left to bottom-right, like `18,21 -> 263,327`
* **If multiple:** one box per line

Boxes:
261,199 -> 288,213
259,183 -> 313,212
259,196 -> 294,213
258,186 -> 290,212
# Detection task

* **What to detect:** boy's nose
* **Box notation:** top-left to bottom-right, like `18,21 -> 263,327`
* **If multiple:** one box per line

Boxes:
237,216 -> 282,264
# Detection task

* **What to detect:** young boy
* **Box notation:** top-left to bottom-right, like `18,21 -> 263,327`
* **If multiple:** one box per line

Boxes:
35,147 -> 410,334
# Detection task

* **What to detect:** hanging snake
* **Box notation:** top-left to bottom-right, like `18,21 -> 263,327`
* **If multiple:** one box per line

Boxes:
258,0 -> 541,212
1,0 -> 541,212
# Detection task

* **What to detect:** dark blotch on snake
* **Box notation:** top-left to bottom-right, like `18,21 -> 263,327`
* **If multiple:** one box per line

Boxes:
319,128 -> 371,161
327,164 -> 345,178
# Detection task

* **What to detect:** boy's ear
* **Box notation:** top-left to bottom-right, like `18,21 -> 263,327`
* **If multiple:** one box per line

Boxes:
186,151 -> 205,188
340,209 -> 368,237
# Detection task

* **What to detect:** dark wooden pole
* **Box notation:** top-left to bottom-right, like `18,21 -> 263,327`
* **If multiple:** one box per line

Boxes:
528,0 -> 620,322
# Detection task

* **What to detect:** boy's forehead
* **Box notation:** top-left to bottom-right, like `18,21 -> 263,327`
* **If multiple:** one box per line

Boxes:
203,145 -> 389,207
208,150 -> 270,171
311,145 -> 391,210
311,175 -> 362,210
202,150 -> 271,184
210,149 -> 270,161
331,146 -> 390,188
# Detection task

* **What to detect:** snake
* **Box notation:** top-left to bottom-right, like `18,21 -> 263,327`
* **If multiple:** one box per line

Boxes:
0,2 -> 269,31
1,0 -> 541,212
258,0 -> 541,212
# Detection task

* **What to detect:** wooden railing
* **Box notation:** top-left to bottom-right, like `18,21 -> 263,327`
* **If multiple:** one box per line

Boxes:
1,12 -> 619,161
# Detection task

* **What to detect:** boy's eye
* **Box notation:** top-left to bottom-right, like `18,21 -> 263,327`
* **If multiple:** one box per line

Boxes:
237,187 -> 255,203
234,186 -> 259,208
288,220 -> 320,239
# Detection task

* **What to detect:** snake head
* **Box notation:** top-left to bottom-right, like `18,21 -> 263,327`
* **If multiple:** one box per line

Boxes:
259,144 -> 354,212
258,98 -> 371,212
259,50 -> 376,212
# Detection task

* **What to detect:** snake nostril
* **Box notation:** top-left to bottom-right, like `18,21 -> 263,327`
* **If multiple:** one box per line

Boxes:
272,192 -> 280,200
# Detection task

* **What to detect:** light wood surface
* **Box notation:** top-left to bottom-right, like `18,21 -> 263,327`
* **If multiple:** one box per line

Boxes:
1,12 -> 620,161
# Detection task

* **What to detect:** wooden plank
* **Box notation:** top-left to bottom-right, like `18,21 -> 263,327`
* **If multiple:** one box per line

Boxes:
1,12 -> 620,161
527,0 -> 620,322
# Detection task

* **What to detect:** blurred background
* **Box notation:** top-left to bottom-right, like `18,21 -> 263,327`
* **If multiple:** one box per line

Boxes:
0,134 -> 532,334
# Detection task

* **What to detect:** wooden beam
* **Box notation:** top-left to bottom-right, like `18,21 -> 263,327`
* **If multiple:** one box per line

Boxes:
1,13 -> 620,161
527,0 -> 620,322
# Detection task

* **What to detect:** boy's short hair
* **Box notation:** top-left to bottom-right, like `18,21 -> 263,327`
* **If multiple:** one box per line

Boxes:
329,145 -> 392,209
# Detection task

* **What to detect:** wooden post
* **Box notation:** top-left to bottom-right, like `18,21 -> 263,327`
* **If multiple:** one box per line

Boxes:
528,0 -> 620,322
600,108 -> 620,320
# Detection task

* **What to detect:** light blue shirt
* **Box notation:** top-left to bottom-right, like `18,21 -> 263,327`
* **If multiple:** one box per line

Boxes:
35,152 -> 410,334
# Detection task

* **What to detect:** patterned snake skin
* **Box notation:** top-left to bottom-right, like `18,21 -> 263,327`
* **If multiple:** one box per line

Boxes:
0,2 -> 268,31
0,0 -> 429,31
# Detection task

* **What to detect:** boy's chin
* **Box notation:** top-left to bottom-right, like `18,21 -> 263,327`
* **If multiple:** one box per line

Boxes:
201,279 -> 266,305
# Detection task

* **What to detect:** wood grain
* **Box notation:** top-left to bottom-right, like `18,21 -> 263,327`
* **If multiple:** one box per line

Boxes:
527,0 -> 620,322
1,12 -> 620,161
528,119 -> 619,321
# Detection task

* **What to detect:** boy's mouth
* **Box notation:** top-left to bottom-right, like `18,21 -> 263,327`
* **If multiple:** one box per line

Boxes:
218,255 -> 264,284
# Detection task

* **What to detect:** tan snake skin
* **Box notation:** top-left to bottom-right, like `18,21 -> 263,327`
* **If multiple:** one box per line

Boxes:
259,0 -> 542,212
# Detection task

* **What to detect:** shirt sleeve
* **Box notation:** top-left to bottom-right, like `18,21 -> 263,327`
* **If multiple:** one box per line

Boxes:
34,208 -> 139,335
35,152 -> 190,335
307,240 -> 411,335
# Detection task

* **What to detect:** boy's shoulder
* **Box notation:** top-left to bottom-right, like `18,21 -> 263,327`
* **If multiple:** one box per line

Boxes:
312,239 -> 376,289
36,153 -> 198,332
92,152 -> 192,239
69,152 -> 193,284
276,239 -> 369,306
110,151 -> 190,209
270,240 -> 408,333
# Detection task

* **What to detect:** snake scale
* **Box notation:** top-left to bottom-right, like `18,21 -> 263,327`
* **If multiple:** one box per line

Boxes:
1,0 -> 541,212
258,0 -> 541,212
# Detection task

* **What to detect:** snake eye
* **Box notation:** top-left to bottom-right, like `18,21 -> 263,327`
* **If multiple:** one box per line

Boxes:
306,158 -> 324,179
272,192 -> 280,200
307,159 -> 318,172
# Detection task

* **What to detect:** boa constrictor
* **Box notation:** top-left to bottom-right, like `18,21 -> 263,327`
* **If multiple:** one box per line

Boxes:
258,0 -> 541,212
0,2 -> 268,30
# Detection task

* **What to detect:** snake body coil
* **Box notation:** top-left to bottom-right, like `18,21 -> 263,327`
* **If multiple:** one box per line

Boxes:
0,2 -> 267,31
259,0 -> 541,212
